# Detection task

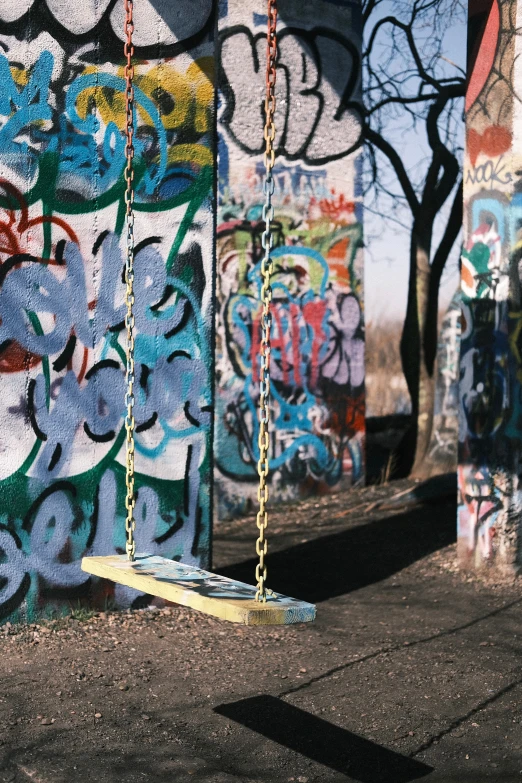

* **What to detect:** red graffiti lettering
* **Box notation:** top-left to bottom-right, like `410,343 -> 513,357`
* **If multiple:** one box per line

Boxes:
467,125 -> 511,167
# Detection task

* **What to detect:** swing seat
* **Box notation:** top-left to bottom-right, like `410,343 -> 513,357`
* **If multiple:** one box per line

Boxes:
81,554 -> 316,626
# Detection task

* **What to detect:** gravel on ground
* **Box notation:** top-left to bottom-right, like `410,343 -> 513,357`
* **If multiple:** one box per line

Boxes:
1,477 -> 521,783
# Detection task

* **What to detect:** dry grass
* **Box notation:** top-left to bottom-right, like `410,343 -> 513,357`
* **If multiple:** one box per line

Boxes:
365,318 -> 411,417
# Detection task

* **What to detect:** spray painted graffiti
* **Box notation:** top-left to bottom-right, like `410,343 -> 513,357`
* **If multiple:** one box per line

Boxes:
0,8 -> 215,620
0,0 -> 213,50
458,464 -> 506,562
215,0 -> 364,518
459,0 -> 522,572
219,25 -> 362,166
427,291 -> 460,472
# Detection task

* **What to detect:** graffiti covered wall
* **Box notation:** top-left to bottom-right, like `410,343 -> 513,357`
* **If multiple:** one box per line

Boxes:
0,2 -> 215,620
215,0 -> 364,518
426,291 -> 460,475
459,0 -> 522,572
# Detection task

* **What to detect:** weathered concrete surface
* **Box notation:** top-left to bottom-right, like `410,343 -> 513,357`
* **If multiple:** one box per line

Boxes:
459,0 -> 522,575
215,0 -> 365,519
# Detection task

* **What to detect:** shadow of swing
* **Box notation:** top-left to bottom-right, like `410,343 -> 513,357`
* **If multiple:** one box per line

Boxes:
214,695 -> 434,783
217,499 -> 456,605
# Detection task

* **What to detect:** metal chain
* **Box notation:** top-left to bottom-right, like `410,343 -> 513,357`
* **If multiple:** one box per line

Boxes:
255,0 -> 278,603
124,0 -> 136,561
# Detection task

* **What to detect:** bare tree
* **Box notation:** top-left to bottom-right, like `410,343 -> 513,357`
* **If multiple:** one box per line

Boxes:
362,0 -> 466,476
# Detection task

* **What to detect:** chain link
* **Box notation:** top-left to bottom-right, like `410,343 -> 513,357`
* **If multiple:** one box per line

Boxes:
121,0 -> 276,578
124,0 -> 136,561
255,0 -> 278,603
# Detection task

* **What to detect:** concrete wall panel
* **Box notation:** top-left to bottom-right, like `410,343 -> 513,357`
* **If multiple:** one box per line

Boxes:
0,1 -> 215,620
215,0 -> 364,519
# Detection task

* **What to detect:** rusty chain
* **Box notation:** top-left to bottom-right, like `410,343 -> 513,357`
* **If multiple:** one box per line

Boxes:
255,0 -> 278,602
124,0 -> 136,561
122,0 -> 277,582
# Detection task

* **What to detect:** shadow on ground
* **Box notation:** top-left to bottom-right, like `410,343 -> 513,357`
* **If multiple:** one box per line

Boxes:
218,497 -> 456,604
215,695 -> 433,782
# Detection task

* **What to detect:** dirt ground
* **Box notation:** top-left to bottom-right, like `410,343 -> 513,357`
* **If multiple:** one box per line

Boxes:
1,476 -> 521,783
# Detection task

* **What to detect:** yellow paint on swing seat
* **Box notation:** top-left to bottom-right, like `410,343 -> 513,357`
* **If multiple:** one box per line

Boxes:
81,554 -> 316,626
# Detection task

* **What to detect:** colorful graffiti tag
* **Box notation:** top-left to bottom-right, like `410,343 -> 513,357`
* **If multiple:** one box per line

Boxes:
0,4 -> 215,620
426,291 -> 460,474
459,0 -> 522,572
215,0 -> 364,518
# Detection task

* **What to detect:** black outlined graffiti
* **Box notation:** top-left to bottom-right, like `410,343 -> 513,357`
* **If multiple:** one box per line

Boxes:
218,26 -> 363,166
0,0 -> 216,619
0,0 -> 213,58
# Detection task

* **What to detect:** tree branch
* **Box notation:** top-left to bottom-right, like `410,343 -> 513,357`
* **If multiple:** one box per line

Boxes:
367,91 -> 441,116
364,14 -> 464,91
362,0 -> 384,27
424,179 -> 463,374
364,127 -> 420,215
422,91 -> 461,216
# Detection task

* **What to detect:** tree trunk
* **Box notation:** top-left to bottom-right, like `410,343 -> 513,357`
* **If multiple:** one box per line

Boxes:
395,224 -> 436,477
411,247 -> 436,478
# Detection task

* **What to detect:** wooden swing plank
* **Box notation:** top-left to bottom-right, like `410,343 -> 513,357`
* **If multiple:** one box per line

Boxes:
81,554 -> 316,626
